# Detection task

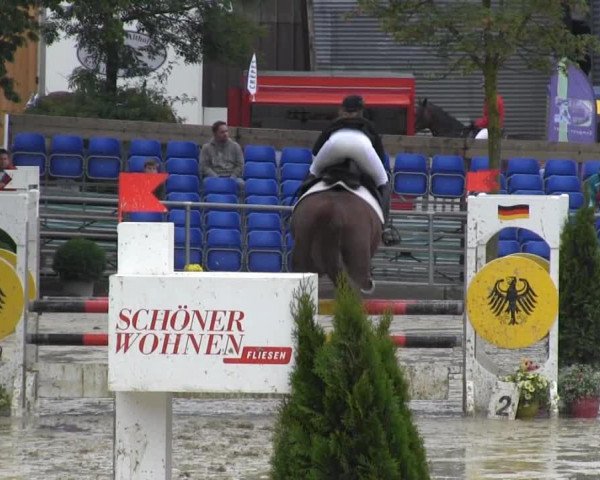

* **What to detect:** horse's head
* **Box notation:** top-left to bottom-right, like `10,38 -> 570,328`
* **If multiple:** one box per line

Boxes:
415,98 -> 432,132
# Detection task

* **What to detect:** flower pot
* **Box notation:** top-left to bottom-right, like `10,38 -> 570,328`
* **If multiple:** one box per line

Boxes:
516,401 -> 540,420
62,280 -> 94,297
569,397 -> 600,418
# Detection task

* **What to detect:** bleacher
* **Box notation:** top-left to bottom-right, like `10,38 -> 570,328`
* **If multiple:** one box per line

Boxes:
12,131 -> 600,276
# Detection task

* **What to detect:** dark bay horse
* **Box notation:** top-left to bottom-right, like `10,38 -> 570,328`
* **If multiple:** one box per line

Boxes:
290,183 -> 382,293
415,98 -> 473,138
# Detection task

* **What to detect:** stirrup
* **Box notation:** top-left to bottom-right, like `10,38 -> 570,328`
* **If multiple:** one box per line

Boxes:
360,279 -> 376,295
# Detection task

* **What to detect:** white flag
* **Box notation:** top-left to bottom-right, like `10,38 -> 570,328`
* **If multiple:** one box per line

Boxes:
247,53 -> 258,100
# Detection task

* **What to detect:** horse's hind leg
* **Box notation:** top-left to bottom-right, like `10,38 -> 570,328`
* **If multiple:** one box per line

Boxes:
342,234 -> 375,294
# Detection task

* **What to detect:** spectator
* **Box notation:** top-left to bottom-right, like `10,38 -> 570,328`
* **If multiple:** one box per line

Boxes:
200,121 -> 244,193
472,84 -> 505,140
143,158 -> 164,200
0,148 -> 15,190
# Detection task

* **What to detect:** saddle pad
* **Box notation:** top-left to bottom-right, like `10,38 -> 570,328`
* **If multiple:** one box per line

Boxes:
295,180 -> 384,224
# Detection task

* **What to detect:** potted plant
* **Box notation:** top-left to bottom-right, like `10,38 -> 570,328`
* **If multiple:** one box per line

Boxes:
52,238 -> 106,297
558,364 -> 600,418
504,358 -> 550,420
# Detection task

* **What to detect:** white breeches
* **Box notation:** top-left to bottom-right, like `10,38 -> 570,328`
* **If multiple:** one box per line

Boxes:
310,129 -> 389,187
475,128 -> 488,140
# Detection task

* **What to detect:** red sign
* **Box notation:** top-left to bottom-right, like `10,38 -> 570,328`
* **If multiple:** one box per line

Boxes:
118,172 -> 167,221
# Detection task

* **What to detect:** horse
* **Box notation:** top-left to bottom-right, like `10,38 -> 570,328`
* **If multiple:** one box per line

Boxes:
415,98 -> 474,138
290,161 -> 382,293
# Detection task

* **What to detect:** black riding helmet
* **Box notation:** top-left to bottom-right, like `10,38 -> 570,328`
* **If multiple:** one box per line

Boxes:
342,95 -> 364,112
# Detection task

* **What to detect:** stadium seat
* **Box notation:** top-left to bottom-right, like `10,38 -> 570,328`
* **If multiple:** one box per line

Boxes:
280,163 -> 310,182
166,192 -> 201,203
545,175 -> 583,210
127,155 -> 155,172
174,227 -> 203,248
12,132 -> 47,175
498,227 -> 518,241
247,230 -> 283,272
205,193 -> 238,204
49,134 -> 84,178
244,144 -> 276,164
543,159 -> 577,178
280,147 -> 312,165
205,211 -> 241,230
206,228 -> 243,271
166,174 -> 200,194
127,211 -> 164,222
247,212 -> 281,232
508,174 -> 544,194
165,157 -> 199,175
243,161 -> 277,180
129,138 -> 162,160
86,136 -> 121,180
246,178 -> 278,198
498,240 -> 520,257
393,153 -> 428,196
280,180 -> 302,202
521,240 -> 550,261
581,160 -> 600,181
469,156 -> 489,171
168,209 -> 202,227
174,248 -> 202,271
166,140 -> 199,160
202,177 -> 239,197
245,195 -> 280,215
430,154 -> 465,198
505,157 -> 540,178
517,228 -> 543,244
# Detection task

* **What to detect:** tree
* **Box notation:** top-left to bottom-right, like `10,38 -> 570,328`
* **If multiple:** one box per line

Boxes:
357,0 -> 599,175
558,204 -> 600,366
0,2 -> 50,103
43,0 -> 262,95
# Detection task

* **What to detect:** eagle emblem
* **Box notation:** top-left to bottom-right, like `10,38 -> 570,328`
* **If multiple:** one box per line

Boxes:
0,287 -> 5,313
488,276 -> 537,325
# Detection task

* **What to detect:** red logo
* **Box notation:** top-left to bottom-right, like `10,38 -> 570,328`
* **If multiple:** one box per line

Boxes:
223,346 -> 292,364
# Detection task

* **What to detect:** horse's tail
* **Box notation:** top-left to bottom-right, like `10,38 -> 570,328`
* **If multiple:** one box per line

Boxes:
310,200 -> 343,282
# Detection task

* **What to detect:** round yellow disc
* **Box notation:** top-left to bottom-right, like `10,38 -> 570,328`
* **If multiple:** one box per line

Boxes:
0,257 -> 24,340
467,255 -> 557,349
0,249 -> 37,300
512,253 -> 549,273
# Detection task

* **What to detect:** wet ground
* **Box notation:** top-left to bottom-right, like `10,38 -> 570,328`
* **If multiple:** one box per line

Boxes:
1,397 -> 600,480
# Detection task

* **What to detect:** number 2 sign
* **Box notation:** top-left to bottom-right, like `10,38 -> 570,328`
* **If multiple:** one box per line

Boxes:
487,381 -> 520,420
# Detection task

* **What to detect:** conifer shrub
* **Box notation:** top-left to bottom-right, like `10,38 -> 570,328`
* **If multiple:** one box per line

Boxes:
559,205 -> 600,366
271,276 -> 430,479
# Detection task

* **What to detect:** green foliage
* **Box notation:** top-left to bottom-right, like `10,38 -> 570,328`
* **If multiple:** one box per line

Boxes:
271,276 -> 429,480
504,364 -> 550,408
0,229 -> 17,253
52,238 -> 107,282
0,384 -> 10,415
356,0 -> 600,169
559,206 -> 600,365
559,363 -> 600,405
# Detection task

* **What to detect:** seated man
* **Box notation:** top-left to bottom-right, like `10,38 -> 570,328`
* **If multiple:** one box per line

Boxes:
299,95 -> 397,244
200,121 -> 244,193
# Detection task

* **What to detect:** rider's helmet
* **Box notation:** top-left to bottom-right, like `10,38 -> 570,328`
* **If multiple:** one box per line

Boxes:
342,95 -> 364,113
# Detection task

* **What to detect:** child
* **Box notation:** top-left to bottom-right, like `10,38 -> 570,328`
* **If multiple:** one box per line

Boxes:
143,158 -> 164,199
0,148 -> 15,190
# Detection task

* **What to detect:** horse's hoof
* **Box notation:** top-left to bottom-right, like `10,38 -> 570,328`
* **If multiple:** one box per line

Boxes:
361,279 -> 376,295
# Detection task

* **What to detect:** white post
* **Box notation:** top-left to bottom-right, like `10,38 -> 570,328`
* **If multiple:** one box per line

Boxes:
113,222 -> 174,480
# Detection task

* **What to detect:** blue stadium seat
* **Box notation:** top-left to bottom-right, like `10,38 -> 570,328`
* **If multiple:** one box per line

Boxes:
393,153 -> 428,196
12,132 -> 47,175
127,155 -> 156,172
166,174 -> 200,194
498,240 -> 520,257
129,138 -> 162,160
430,154 -> 465,198
470,156 -> 489,171
247,212 -> 281,232
545,175 -> 583,210
543,159 -> 577,178
165,157 -> 199,175
49,134 -> 84,178
247,230 -> 283,272
243,161 -> 277,180
518,228 -> 543,244
86,136 -> 121,180
508,174 -> 544,194
498,227 -> 518,241
280,180 -> 302,202
168,209 -> 202,227
280,147 -> 312,165
382,152 -> 391,172
281,163 -> 310,181
505,158 -> 540,178
246,178 -> 278,197
205,193 -> 238,204
244,145 -> 276,164
582,160 -> 600,181
522,240 -> 550,261
595,217 -> 600,232
206,229 -> 242,271
166,192 -> 201,203
166,141 -> 199,160
202,177 -> 239,197
127,211 -> 164,222
174,227 -> 203,248
206,211 -> 241,230
174,249 -> 202,271
245,195 -> 280,215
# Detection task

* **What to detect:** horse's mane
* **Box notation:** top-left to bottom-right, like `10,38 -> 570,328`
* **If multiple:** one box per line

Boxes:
426,101 -> 466,133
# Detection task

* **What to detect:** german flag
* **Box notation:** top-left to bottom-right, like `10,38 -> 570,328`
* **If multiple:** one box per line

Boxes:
498,204 -> 529,220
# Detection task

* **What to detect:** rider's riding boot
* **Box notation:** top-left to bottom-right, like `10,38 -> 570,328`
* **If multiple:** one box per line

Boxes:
377,183 -> 400,246
296,173 -> 318,198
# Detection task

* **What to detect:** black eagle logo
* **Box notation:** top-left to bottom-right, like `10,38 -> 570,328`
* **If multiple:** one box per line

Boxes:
488,276 -> 537,325
0,287 -> 5,313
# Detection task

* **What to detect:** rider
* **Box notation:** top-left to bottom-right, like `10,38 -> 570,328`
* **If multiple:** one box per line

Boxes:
298,94 -> 395,243
472,85 -> 505,140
